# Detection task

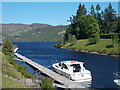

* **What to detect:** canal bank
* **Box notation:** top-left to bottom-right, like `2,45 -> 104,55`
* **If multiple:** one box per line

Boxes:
60,47 -> 120,58
58,39 -> 120,57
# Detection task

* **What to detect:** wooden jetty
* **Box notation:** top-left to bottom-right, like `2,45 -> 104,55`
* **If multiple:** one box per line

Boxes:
15,53 -> 85,89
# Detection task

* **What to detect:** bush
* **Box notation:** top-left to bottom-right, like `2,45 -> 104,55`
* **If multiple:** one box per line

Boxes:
39,77 -> 56,90
112,33 -> 119,47
23,71 -> 34,78
6,55 -> 16,65
54,43 -> 61,48
94,32 -> 100,43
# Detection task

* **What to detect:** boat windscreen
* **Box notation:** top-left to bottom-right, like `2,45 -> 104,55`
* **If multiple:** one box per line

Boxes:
70,64 -> 81,72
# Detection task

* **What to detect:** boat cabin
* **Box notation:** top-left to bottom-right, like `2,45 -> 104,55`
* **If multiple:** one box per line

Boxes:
58,61 -> 84,73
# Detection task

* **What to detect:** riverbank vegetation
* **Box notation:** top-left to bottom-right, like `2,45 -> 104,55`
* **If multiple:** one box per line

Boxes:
38,77 -> 56,90
2,40 -> 34,79
0,52 -> 29,88
1,40 -> 56,89
1,40 -> 35,88
55,3 -> 120,56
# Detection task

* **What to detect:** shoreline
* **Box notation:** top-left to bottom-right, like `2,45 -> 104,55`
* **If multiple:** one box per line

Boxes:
60,47 -> 120,58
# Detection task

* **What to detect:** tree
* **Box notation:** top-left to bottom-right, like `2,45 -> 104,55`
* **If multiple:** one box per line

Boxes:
76,3 -> 87,19
116,17 -> 120,33
96,4 -> 101,12
101,3 -> 117,33
2,40 -> 14,56
77,15 -> 100,39
89,4 -> 96,17
104,3 -> 116,21
95,4 -> 102,25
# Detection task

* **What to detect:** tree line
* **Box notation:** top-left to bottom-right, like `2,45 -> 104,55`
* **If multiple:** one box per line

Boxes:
62,3 -> 119,44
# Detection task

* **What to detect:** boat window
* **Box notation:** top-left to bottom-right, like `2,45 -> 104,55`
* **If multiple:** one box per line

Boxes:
70,64 -> 81,72
59,63 -> 62,67
61,63 -> 68,69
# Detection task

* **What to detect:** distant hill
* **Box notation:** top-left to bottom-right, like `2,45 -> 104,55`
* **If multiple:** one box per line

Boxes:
1,23 -> 68,42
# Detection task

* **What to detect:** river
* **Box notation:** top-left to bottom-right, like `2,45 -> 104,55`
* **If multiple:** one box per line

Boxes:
13,42 -> 120,88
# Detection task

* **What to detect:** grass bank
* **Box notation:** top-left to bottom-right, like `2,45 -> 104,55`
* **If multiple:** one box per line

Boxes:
2,76 -> 28,88
1,52 -> 24,79
63,39 -> 120,56
0,52 -> 29,88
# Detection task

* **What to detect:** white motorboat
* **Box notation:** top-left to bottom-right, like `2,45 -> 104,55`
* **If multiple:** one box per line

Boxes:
114,72 -> 120,86
52,61 -> 92,81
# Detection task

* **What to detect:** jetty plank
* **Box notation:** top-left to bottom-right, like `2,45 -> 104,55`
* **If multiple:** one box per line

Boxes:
15,53 -> 85,88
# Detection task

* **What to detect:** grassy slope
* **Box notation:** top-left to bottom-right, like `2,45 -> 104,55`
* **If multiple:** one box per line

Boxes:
2,76 -> 28,88
1,52 -> 23,79
63,39 -> 120,55
0,52 -> 28,88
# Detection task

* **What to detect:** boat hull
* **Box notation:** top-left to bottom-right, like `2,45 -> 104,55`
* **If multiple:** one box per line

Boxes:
53,63 -> 92,81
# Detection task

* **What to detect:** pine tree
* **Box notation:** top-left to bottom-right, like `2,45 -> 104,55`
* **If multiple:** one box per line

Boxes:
95,4 -> 104,33
96,4 -> 101,12
76,3 -> 87,20
96,4 -> 101,20
89,4 -> 96,17
102,3 -> 117,33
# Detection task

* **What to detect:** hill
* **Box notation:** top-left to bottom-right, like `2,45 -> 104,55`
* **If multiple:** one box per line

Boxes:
1,23 -> 68,42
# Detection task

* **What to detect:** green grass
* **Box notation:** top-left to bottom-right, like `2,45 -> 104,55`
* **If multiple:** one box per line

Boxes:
0,51 -> 29,88
2,76 -> 28,88
0,52 -> 24,79
63,39 -> 120,55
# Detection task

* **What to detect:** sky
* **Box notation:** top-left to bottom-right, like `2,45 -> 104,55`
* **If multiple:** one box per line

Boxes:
1,2 -> 119,26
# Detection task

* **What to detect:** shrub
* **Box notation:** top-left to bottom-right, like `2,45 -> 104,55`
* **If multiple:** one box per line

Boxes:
6,55 -> 16,65
54,43 -> 61,48
94,32 -> 100,43
2,40 -> 14,56
23,71 -> 34,78
39,77 -> 56,90
112,33 -> 119,47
